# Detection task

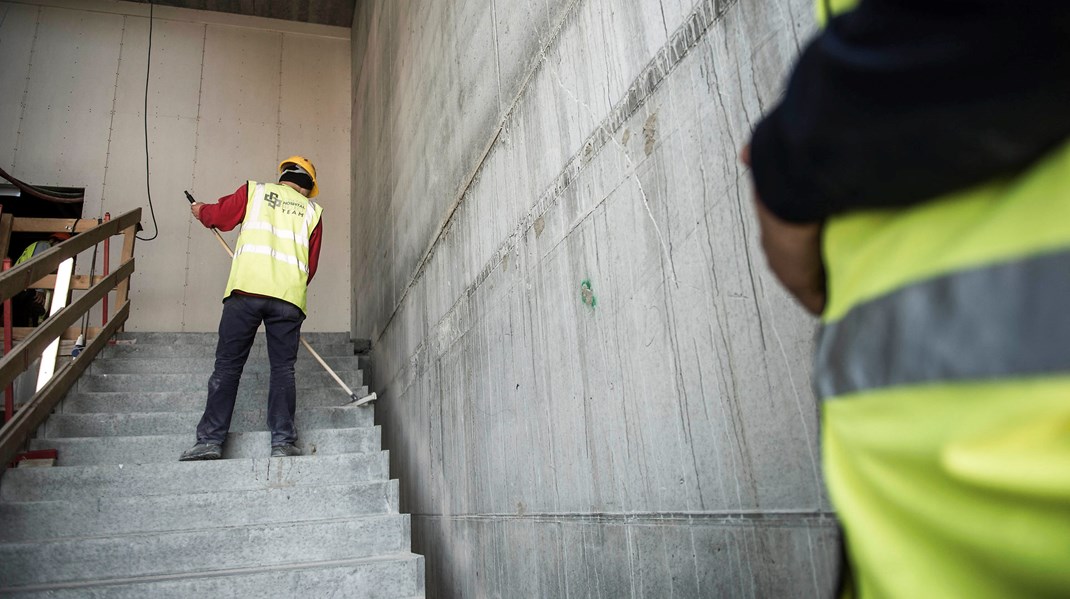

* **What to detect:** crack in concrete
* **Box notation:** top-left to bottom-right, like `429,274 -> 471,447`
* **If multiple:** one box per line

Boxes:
539,44 -> 680,287
373,0 -> 741,346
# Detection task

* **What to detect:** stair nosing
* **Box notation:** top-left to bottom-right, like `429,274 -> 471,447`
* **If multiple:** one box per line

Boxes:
0,512 -> 406,547
0,553 -> 421,595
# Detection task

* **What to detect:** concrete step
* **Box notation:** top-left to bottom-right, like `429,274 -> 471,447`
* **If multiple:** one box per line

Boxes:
0,553 -> 424,599
0,481 -> 399,542
101,342 -> 356,359
113,332 -> 355,345
0,514 -> 410,587
41,405 -> 374,438
0,330 -> 414,596
30,427 -> 380,465
59,386 -> 367,413
77,370 -> 363,393
89,354 -> 361,374
0,452 -> 389,502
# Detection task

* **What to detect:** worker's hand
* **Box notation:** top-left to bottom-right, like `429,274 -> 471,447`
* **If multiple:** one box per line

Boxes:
753,201 -> 826,315
190,202 -> 204,220
741,145 -> 827,316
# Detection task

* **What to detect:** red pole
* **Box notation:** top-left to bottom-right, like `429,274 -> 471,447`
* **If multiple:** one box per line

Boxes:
4,258 -> 12,423
102,212 -> 110,329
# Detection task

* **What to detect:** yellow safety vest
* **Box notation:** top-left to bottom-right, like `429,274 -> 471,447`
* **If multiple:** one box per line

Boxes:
813,1 -> 1070,597
814,0 -> 1070,408
224,181 -> 323,314
16,240 -> 51,265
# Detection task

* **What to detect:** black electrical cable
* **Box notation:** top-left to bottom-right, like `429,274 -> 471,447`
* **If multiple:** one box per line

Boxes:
37,185 -> 85,199
137,0 -> 159,242
0,165 -> 84,203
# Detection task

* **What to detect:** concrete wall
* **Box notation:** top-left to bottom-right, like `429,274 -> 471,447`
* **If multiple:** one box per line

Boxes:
352,0 -> 838,596
0,0 -> 351,332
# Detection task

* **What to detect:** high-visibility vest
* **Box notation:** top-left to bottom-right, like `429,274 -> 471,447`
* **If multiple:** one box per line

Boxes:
813,0 -> 1070,406
812,2 -> 1070,597
224,181 -> 323,314
16,240 -> 51,265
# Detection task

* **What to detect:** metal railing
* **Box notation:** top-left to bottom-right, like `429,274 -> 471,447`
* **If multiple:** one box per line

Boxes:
0,208 -> 141,469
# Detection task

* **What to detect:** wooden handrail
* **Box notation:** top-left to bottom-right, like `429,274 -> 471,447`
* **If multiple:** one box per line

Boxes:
0,208 -> 141,470
0,259 -> 133,390
25,274 -> 110,291
0,209 -> 139,305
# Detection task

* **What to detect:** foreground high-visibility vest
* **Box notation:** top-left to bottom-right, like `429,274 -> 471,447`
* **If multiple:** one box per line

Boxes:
814,1 -> 1070,598
224,181 -> 322,314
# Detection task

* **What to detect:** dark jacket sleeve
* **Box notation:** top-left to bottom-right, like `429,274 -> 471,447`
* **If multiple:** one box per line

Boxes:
748,0 -> 1070,223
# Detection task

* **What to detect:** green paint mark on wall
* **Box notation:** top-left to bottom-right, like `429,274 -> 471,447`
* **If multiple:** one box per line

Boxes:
580,279 -> 597,308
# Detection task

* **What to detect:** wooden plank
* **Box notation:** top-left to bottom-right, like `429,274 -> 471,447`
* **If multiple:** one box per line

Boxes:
115,224 -> 137,309
0,302 -> 129,470
10,325 -> 101,340
16,458 -> 55,468
0,259 -> 133,390
28,274 -> 106,291
0,209 -> 139,304
11,217 -> 101,234
0,214 -> 13,261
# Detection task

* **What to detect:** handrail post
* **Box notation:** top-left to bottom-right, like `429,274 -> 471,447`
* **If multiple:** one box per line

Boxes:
3,258 -> 11,424
102,212 -> 110,330
115,223 -> 136,333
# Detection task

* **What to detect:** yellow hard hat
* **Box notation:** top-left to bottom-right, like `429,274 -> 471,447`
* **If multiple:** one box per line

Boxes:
278,155 -> 319,198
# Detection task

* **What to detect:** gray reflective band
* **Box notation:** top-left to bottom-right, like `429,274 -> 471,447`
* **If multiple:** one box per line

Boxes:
814,248 -> 1070,399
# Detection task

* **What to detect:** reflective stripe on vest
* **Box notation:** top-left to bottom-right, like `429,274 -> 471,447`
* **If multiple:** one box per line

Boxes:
814,248 -> 1070,399
239,221 -> 311,249
232,243 -> 309,275
813,0 -> 1070,401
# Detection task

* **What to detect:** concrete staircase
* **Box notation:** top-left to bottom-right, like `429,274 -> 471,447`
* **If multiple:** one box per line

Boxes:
0,332 -> 424,598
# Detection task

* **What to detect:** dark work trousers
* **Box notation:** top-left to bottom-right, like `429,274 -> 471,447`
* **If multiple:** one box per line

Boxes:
195,293 -> 305,447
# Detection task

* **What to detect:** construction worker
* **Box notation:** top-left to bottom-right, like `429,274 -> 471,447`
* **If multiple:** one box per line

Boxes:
12,232 -> 72,326
743,1 -> 1070,597
180,156 -> 324,461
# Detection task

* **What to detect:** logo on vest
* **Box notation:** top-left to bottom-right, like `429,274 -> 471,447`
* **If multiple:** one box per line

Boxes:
263,191 -> 306,217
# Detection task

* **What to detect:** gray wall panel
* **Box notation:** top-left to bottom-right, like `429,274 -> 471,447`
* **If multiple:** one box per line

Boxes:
12,6 -> 122,193
0,3 -> 39,171
279,32 -> 352,332
0,0 -> 351,332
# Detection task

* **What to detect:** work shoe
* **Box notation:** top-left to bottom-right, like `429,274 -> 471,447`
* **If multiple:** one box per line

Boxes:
270,444 -> 301,458
179,443 -> 222,461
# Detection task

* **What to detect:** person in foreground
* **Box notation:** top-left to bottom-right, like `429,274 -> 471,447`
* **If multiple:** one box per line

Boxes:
180,156 -> 324,461
744,1 -> 1070,597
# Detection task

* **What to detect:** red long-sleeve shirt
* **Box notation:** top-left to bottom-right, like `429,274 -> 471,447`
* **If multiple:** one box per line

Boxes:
197,183 -> 322,283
